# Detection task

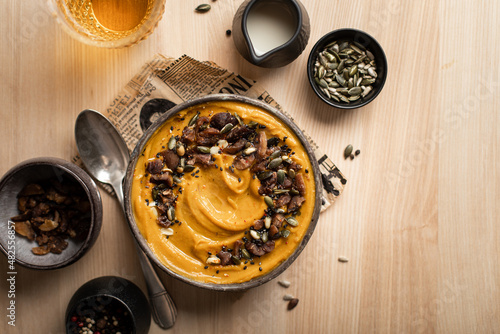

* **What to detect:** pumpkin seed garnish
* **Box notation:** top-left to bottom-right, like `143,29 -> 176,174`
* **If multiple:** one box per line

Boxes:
264,196 -> 274,208
172,175 -> 182,184
195,4 -> 211,13
234,113 -> 244,126
277,170 -> 286,184
183,164 -> 195,173
241,249 -> 252,260
197,146 -> 211,154
344,144 -> 353,159
167,206 -> 175,221
268,157 -> 283,169
264,216 -> 272,229
231,256 -> 241,265
273,189 -> 290,195
261,231 -> 269,243
281,230 -> 291,238
188,111 -> 200,126
250,230 -> 260,240
313,40 -> 378,104
220,123 -> 234,134
248,121 -> 259,129
257,171 -> 273,180
286,217 -> 299,227
167,136 -> 176,150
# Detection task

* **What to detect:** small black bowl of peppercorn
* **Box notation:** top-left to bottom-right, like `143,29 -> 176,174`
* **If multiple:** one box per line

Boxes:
66,276 -> 151,334
307,28 -> 388,109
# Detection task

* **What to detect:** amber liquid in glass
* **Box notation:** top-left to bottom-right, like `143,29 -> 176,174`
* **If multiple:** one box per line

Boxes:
63,0 -> 154,40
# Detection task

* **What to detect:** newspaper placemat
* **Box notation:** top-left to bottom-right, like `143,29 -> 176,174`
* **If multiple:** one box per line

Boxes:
72,54 -> 346,212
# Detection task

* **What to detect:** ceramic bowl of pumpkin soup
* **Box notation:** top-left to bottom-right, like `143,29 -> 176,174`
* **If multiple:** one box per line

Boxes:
123,94 -> 322,291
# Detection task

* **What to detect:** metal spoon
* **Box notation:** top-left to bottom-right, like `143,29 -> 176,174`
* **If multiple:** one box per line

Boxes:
75,109 -> 177,329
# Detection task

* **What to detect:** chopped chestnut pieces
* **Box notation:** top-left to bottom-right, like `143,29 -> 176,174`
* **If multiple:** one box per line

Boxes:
10,178 -> 90,256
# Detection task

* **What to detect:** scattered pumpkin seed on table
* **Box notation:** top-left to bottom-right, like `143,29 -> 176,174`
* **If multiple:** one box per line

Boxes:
313,40 -> 378,104
195,4 -> 211,13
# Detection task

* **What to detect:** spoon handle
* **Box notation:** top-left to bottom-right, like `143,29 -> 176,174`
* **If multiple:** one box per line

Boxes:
113,180 -> 178,329
136,245 -> 178,329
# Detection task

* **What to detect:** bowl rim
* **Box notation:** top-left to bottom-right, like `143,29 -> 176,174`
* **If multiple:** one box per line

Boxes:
123,94 -> 323,291
307,28 -> 388,109
0,157 -> 103,270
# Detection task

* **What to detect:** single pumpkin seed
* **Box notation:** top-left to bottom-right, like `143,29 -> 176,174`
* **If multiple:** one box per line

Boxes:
337,59 -> 345,72
277,170 -> 286,184
234,113 -> 244,126
323,51 -> 335,62
368,67 -> 378,78
325,41 -> 337,48
195,4 -> 211,12
172,176 -> 182,184
261,231 -> 269,243
281,230 -> 291,238
183,164 -> 195,173
366,50 -> 375,60
360,77 -> 375,85
319,78 -> 328,88
167,206 -> 175,221
197,146 -> 210,154
351,44 -> 363,54
336,74 -> 346,87
258,171 -> 273,180
273,189 -> 290,195
361,86 -> 373,98
167,136 -> 176,150
268,157 -> 283,169
344,144 -> 353,158
188,111 -> 200,126
220,123 -> 234,134
231,256 -> 241,265
339,94 -> 350,103
317,66 -> 326,79
339,41 -> 349,51
349,65 -> 358,76
338,256 -> 349,263
319,54 -> 329,67
264,196 -> 274,208
348,78 -> 354,89
287,217 -> 299,227
248,121 -> 259,129
265,216 -> 272,229
328,62 -> 338,70
329,80 -> 340,88
269,150 -> 281,160
348,87 -> 362,96
349,95 -> 361,101
288,168 -> 296,179
250,230 -> 260,240
241,249 -> 252,259
279,280 -> 291,288
343,68 -> 349,80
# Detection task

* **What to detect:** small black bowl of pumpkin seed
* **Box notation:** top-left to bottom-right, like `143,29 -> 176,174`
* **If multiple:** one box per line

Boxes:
307,28 -> 387,109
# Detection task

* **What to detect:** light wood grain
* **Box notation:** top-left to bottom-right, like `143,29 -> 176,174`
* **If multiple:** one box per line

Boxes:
1,0 -> 499,333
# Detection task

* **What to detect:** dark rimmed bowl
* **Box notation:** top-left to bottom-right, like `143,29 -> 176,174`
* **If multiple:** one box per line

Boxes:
65,276 -> 151,334
307,28 -> 388,109
123,94 -> 322,291
0,157 -> 102,270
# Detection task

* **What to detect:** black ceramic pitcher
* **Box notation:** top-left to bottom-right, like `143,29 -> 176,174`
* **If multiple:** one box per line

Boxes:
232,0 -> 310,68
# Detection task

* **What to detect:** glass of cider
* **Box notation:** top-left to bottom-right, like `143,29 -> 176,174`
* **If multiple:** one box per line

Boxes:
47,0 -> 165,48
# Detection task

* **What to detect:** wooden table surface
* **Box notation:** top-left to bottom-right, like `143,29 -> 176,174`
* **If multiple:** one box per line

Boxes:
1,1 -> 499,333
